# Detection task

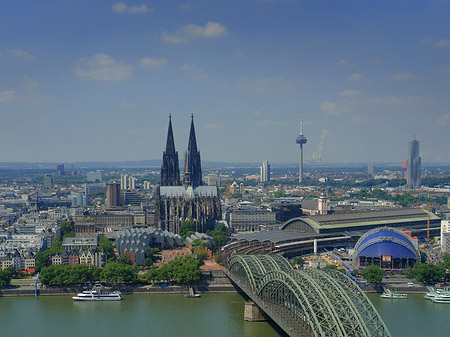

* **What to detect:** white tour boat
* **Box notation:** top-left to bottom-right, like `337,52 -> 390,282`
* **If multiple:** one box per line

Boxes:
381,288 -> 407,299
72,284 -> 122,301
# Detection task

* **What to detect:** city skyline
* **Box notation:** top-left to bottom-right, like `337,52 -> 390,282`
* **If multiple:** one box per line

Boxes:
1,1 -> 450,164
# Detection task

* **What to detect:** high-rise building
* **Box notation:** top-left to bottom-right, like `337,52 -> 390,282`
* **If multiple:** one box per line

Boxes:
260,161 -> 270,182
87,171 -> 103,182
156,116 -> 221,234
407,138 -> 421,189
106,183 -> 121,208
295,118 -> 307,183
367,164 -> 375,176
120,174 -> 128,190
56,164 -> 65,176
43,175 -> 53,189
128,176 -> 136,190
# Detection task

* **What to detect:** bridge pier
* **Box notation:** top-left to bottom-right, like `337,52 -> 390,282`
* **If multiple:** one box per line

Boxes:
244,301 -> 270,322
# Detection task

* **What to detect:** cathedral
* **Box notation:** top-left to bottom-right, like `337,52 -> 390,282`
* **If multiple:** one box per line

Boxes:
155,115 -> 221,234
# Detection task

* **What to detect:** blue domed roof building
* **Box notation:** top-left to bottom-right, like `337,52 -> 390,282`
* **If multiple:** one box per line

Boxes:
353,227 -> 420,269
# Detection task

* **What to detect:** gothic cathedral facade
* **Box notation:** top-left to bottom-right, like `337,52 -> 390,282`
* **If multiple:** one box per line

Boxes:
155,116 -> 221,234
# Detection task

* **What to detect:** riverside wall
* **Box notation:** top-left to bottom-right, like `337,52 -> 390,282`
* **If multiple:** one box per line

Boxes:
0,270 -> 238,297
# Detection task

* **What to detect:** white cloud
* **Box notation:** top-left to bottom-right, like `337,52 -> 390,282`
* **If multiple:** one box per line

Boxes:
391,72 -> 415,80
434,38 -> 450,48
182,22 -> 228,38
319,101 -> 338,115
162,32 -> 186,45
252,110 -> 263,116
348,73 -> 362,81
421,38 -> 433,45
438,113 -> 450,125
138,57 -> 167,69
339,89 -> 361,97
112,2 -> 151,14
162,22 -> 228,44
74,53 -> 133,81
180,63 -> 209,80
9,49 -> 32,59
235,76 -> 292,93
337,59 -> 352,67
0,90 -> 16,102
23,76 -> 38,89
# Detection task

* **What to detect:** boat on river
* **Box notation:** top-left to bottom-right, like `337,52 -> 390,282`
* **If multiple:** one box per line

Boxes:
381,288 -> 407,299
431,295 -> 450,303
72,284 -> 122,301
424,287 -> 450,301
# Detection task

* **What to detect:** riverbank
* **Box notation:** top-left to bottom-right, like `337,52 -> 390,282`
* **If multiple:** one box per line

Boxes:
0,269 -> 238,297
0,270 -> 431,297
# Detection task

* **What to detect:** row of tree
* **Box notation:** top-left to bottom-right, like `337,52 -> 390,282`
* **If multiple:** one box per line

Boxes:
40,261 -> 138,286
146,255 -> 203,285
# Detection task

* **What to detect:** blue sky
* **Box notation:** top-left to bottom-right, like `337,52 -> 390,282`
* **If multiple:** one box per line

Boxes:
1,0 -> 450,164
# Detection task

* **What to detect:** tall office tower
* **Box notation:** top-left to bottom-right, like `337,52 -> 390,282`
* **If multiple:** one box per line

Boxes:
260,161 -> 270,182
183,115 -> 203,187
160,115 -> 181,186
120,174 -> 128,190
128,176 -> 136,190
56,164 -> 65,176
106,183 -> 121,208
407,138 -> 421,189
295,118 -> 307,183
367,164 -> 375,176
43,175 -> 53,189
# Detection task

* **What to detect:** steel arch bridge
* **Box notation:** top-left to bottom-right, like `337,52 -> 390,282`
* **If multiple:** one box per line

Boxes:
227,255 -> 391,337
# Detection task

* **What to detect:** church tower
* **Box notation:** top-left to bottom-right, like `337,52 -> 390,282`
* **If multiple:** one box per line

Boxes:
160,115 -> 181,186
183,115 -> 203,187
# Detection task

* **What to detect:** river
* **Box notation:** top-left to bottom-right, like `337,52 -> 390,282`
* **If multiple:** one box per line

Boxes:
0,293 -> 448,337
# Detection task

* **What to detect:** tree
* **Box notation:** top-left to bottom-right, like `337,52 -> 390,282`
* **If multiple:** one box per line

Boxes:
60,221 -> 75,238
101,261 -> 138,283
40,265 -> 101,286
118,254 -> 131,265
193,245 -> 209,261
98,236 -> 115,260
146,255 -> 202,285
180,221 -> 195,240
0,269 -> 12,287
361,265 -> 385,284
207,223 -> 229,247
413,263 -> 445,284
34,252 -> 49,272
144,247 -> 160,267
293,257 -> 304,268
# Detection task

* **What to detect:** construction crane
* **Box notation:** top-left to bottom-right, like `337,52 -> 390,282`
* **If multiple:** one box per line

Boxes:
422,203 -> 431,240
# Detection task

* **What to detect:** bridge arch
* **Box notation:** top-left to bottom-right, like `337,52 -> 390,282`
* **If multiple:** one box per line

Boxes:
227,255 -> 391,337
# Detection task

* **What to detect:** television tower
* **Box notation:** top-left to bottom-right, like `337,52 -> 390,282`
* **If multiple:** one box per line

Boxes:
295,118 -> 307,183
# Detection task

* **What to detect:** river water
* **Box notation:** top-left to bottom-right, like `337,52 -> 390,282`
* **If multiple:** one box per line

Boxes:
0,292 -> 448,337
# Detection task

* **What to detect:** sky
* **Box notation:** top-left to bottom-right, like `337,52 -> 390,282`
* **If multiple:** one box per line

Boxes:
1,0 -> 450,164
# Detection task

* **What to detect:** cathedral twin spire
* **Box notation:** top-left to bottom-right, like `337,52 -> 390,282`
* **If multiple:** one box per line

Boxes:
161,115 -> 203,187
